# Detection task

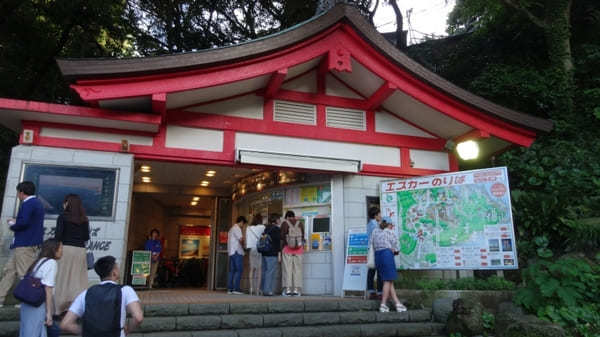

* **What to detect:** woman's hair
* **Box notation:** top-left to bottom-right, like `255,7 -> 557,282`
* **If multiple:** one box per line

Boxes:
268,213 -> 280,226
63,194 -> 88,225
150,228 -> 160,236
284,210 -> 295,219
27,238 -> 61,274
250,214 -> 263,226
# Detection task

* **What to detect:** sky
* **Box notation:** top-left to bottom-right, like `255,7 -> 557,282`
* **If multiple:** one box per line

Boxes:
373,0 -> 456,45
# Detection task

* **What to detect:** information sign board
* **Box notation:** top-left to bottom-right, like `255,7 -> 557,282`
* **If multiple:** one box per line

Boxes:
131,250 -> 151,286
342,227 -> 369,292
380,167 -> 518,270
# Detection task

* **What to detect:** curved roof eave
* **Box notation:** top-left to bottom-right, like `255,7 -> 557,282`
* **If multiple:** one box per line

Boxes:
56,4 -> 553,134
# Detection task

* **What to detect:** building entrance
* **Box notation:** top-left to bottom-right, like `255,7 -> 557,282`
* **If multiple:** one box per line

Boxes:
125,160 -> 334,295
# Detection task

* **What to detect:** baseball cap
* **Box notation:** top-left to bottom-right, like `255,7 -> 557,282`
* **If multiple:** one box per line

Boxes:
381,216 -> 393,224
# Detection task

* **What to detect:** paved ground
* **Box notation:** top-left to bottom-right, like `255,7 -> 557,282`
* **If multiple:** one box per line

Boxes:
137,288 -> 353,304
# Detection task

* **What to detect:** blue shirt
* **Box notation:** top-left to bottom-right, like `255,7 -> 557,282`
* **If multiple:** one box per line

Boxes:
367,219 -> 378,241
144,239 -> 162,254
10,196 -> 45,248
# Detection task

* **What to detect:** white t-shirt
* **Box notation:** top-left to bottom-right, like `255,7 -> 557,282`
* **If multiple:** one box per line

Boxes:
32,258 -> 57,287
68,281 -> 140,337
246,225 -> 265,250
228,224 -> 244,256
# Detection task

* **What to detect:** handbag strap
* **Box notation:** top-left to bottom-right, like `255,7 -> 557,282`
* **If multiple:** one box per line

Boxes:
29,258 -> 50,276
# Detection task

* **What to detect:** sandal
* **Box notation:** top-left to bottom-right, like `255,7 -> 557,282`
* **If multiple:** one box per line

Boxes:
395,302 -> 407,312
379,304 -> 390,313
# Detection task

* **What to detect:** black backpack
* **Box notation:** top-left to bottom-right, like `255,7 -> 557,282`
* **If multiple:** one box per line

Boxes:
82,283 -> 122,337
257,227 -> 273,254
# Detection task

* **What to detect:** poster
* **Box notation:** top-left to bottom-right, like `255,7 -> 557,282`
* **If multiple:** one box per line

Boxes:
342,228 -> 369,292
300,186 -> 318,203
131,250 -> 151,277
380,167 -> 518,270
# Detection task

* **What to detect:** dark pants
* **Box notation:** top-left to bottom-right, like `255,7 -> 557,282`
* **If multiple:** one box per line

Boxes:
367,268 -> 383,294
227,253 -> 243,291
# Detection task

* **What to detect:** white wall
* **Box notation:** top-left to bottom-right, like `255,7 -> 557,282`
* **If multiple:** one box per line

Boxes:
0,145 -> 134,284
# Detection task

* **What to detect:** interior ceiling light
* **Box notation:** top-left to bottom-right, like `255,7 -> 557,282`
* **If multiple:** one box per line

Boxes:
200,181 -> 210,186
192,196 -> 200,201
141,176 -> 151,183
140,165 -> 151,173
206,170 -> 216,177
190,201 -> 198,206
456,140 -> 480,160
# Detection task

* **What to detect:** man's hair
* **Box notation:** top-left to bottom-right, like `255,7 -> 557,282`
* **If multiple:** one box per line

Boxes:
16,181 -> 35,195
284,210 -> 295,219
368,207 -> 380,219
236,216 -> 247,224
94,255 -> 117,280
150,228 -> 160,236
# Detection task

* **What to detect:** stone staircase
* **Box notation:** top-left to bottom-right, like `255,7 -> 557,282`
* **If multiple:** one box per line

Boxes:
0,299 -> 446,337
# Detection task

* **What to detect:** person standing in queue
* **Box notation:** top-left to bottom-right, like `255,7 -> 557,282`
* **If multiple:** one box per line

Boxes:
0,181 -> 44,308
144,229 -> 162,289
280,211 -> 304,296
227,216 -> 247,294
247,214 -> 264,296
372,216 -> 407,313
366,207 -> 383,299
54,194 -> 90,315
259,213 -> 281,296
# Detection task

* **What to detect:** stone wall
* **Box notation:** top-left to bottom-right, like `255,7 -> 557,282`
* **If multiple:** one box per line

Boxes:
0,145 -> 134,284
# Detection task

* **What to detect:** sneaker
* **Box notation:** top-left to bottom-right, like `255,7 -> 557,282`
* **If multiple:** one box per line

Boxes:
227,290 -> 233,294
231,291 -> 244,295
293,288 -> 301,297
379,304 -> 390,313
13,304 -> 20,308
282,289 -> 291,297
395,303 -> 407,312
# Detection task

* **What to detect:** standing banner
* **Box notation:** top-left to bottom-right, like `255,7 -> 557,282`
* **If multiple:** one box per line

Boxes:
131,250 -> 152,286
342,227 -> 369,294
380,167 -> 518,270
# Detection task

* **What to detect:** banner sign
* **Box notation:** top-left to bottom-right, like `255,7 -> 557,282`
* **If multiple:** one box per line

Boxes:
380,167 -> 518,270
131,250 -> 151,286
342,227 -> 369,292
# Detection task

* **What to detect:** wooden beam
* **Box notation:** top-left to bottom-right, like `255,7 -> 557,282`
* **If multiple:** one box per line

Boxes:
264,69 -> 288,99
365,81 -> 396,110
454,129 -> 491,143
152,93 -> 167,114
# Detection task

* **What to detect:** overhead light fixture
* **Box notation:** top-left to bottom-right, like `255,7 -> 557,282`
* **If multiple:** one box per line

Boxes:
200,181 -> 210,186
206,170 -> 216,177
456,140 -> 480,160
257,183 -> 263,191
142,176 -> 151,183
140,165 -> 151,173
192,196 -> 200,201
190,201 -> 198,206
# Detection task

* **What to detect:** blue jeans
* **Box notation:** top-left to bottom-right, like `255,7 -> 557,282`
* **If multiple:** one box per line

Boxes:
261,256 -> 279,295
227,253 -> 243,291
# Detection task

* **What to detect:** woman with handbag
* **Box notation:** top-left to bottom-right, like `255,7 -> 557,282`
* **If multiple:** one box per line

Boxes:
18,239 -> 63,337
53,194 -> 90,315
372,216 -> 407,313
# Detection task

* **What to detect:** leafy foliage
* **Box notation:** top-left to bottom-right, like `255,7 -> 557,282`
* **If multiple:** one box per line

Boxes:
515,256 -> 600,336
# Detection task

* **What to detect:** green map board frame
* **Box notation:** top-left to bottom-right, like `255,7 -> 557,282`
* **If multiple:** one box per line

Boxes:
380,167 -> 518,270
131,250 -> 151,286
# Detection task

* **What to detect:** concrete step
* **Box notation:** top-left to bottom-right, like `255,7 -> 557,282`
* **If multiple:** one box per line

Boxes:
0,300 -> 446,337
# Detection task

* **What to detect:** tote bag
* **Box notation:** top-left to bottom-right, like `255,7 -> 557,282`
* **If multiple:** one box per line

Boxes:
366,243 -> 375,269
13,259 -> 50,307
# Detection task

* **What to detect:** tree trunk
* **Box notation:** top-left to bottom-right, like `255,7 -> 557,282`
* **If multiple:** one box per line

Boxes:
543,0 -> 574,116
389,0 -> 407,49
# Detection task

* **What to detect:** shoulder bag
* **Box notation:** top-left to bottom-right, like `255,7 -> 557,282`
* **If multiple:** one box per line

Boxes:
13,258 -> 50,307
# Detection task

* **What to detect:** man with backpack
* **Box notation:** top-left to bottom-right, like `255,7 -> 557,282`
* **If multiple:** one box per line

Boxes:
280,211 -> 304,296
258,213 -> 281,296
60,256 -> 143,337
